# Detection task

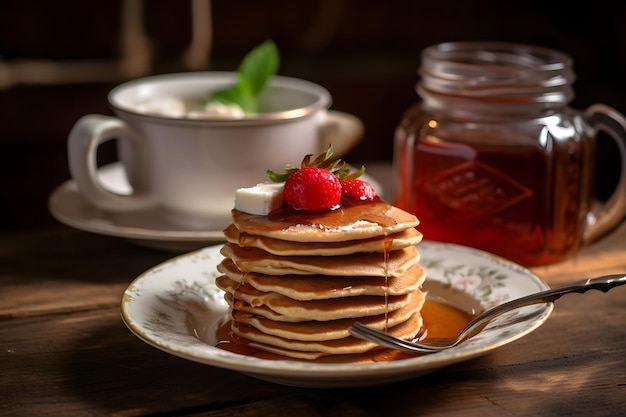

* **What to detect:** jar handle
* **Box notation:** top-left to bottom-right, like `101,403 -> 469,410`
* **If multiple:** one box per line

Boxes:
583,103 -> 626,244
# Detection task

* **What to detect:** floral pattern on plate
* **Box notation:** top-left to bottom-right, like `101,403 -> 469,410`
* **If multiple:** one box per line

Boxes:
121,240 -> 552,388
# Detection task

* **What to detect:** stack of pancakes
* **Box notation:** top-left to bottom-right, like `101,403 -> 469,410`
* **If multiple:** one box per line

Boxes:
215,198 -> 426,360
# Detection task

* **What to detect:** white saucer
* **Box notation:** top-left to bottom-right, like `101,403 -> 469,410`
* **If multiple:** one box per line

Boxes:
121,241 -> 552,388
49,163 -> 384,252
48,163 -> 225,251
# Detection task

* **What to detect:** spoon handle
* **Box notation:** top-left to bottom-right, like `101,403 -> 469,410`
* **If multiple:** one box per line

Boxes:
460,274 -> 626,340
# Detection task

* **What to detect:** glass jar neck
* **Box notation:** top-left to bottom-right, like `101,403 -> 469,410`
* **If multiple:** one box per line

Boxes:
417,42 -> 575,118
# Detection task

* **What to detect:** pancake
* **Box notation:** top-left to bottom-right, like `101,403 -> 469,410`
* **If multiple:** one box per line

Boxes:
216,275 -> 413,321
218,258 -> 426,300
231,313 -> 423,359
220,243 -> 419,277
223,293 -> 311,323
231,198 -> 420,243
231,290 -> 426,341
223,223 -> 423,256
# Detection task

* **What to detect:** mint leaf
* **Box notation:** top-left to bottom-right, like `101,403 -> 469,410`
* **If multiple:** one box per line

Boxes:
238,40 -> 280,96
202,40 -> 280,113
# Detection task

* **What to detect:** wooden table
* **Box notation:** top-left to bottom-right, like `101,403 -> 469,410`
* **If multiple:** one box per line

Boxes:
2,215 -> 626,416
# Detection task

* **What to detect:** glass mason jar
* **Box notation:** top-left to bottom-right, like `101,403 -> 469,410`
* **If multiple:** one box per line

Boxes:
394,42 -> 626,266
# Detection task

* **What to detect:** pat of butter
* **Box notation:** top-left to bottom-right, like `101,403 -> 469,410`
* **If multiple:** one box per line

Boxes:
235,182 -> 284,215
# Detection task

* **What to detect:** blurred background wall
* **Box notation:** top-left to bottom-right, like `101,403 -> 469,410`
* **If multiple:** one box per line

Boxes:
1,0 -> 625,230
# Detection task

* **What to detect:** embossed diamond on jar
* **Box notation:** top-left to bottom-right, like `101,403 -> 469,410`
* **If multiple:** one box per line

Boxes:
422,161 -> 533,216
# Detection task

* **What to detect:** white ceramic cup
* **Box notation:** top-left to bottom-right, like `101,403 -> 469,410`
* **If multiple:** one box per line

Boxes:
67,72 -> 362,229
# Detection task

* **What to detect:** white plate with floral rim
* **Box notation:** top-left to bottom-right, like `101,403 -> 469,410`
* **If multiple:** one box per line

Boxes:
120,240 -> 552,388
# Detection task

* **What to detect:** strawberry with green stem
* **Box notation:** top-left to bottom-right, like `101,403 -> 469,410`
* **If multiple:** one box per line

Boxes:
268,145 -> 376,211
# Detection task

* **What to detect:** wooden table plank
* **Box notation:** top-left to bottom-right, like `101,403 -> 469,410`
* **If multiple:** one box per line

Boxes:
1,221 -> 625,416
0,227 -> 176,318
0,307 -> 293,417
2,266 -> 624,416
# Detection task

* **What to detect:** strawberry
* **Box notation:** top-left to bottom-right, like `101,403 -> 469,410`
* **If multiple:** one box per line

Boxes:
267,145 -> 368,211
340,179 -> 377,201
283,167 -> 341,210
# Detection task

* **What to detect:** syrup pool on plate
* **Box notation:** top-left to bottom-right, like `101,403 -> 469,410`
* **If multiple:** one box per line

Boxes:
187,297 -> 475,363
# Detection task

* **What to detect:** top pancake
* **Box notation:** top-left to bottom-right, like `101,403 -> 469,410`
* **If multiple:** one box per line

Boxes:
231,197 -> 419,243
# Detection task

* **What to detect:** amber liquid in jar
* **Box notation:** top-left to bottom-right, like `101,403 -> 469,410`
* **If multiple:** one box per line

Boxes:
395,106 -> 592,266
394,42 -> 595,266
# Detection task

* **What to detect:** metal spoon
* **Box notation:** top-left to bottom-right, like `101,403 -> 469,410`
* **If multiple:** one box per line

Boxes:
349,274 -> 626,354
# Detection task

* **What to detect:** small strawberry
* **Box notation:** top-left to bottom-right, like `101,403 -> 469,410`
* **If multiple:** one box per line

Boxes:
267,145 -> 367,211
283,167 -> 341,210
340,178 -> 377,201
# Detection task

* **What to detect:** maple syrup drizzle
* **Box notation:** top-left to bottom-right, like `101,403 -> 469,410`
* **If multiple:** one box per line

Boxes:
381,235 -> 393,331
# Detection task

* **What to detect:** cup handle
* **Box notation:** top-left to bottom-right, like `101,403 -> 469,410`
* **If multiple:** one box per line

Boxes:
583,103 -> 626,244
67,114 -> 154,211
318,110 -> 364,158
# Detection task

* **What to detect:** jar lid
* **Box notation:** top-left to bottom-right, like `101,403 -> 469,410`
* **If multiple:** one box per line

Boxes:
418,42 -> 575,105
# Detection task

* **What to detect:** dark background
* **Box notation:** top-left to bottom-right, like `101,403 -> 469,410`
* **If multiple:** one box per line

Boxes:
2,0 -> 625,231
